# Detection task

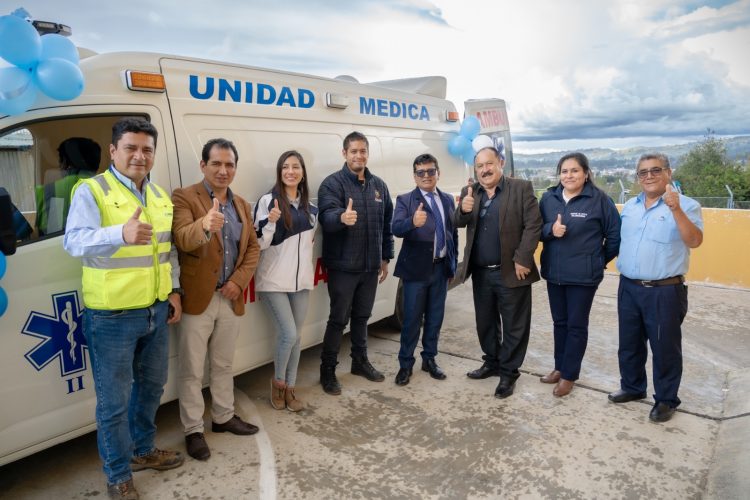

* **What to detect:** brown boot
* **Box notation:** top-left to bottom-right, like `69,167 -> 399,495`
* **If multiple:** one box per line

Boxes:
540,369 -> 561,384
284,387 -> 305,412
553,379 -> 574,397
271,378 -> 286,410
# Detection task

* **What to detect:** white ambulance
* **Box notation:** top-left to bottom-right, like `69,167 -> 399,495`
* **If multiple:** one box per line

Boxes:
0,37 -> 513,465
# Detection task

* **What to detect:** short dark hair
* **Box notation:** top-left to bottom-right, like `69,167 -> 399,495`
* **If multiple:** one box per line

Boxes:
201,138 -> 238,164
58,137 -> 101,172
636,153 -> 670,171
112,117 -> 158,148
343,131 -> 369,151
473,146 -> 505,165
413,153 -> 439,171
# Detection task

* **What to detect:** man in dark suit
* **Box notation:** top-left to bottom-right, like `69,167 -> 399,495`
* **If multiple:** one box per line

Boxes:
392,154 -> 459,386
455,146 -> 542,398
172,138 -> 260,461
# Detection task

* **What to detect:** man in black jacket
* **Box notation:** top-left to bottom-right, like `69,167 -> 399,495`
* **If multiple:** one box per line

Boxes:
318,131 -> 394,395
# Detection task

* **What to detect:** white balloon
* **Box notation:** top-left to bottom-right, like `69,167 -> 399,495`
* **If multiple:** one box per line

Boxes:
472,135 -> 494,152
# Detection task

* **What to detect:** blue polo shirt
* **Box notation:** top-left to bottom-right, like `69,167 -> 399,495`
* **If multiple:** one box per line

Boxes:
617,192 -> 703,280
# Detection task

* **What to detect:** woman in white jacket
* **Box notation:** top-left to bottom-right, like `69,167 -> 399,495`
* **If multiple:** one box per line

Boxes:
254,151 -> 318,411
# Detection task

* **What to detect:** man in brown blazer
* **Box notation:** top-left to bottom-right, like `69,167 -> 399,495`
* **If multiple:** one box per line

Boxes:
454,146 -> 542,399
172,138 -> 260,461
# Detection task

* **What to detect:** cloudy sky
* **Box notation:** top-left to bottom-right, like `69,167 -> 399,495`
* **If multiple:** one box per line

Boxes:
9,0 -> 750,152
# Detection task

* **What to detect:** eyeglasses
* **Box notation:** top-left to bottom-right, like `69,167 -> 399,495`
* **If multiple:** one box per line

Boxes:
479,198 -> 493,218
414,168 -> 438,178
636,167 -> 666,179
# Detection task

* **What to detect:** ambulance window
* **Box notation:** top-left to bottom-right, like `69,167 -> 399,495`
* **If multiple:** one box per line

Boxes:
0,115 -> 129,245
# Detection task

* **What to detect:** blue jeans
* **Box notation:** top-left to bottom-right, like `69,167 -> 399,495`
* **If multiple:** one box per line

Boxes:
546,282 -> 598,381
259,290 -> 310,386
398,262 -> 448,369
83,301 -> 169,485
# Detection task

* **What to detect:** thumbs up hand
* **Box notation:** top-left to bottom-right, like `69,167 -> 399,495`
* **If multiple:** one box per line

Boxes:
341,197 -> 358,226
662,184 -> 680,211
461,180 -> 475,214
413,202 -> 427,227
552,213 -> 567,238
267,198 -> 282,223
203,197 -> 225,233
122,206 -> 153,244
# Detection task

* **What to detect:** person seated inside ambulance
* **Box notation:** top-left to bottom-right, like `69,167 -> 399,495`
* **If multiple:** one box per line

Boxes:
35,137 -> 101,236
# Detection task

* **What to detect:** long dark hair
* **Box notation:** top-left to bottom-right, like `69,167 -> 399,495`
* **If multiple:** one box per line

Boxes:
555,152 -> 596,187
274,150 -> 310,230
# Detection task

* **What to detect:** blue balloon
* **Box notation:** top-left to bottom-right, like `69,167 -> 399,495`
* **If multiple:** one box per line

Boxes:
459,115 -> 481,140
40,34 -> 79,64
0,15 -> 41,70
0,66 -> 38,116
34,57 -> 84,101
0,287 -> 7,316
463,147 -> 477,166
448,135 -> 471,157
0,252 -> 5,279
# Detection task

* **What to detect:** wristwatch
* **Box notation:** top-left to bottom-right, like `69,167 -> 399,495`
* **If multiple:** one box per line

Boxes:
170,287 -> 185,297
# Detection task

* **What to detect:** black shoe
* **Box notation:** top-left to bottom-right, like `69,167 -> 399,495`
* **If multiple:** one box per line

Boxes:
467,363 -> 499,379
351,355 -> 385,382
211,415 -> 259,435
421,359 -> 446,380
185,432 -> 210,461
649,402 -> 676,423
320,363 -> 341,395
395,368 -> 412,386
608,389 -> 648,404
494,379 -> 516,399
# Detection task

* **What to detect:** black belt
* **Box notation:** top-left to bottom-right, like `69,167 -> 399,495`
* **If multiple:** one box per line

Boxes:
626,275 -> 684,287
477,264 -> 501,270
433,257 -> 446,264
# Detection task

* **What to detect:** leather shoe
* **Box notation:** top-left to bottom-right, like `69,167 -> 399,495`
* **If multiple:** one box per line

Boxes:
649,402 -> 676,423
608,389 -> 648,404
395,368 -> 412,386
467,363 -> 499,379
320,363 -> 342,395
351,355 -> 385,382
540,369 -> 561,384
421,359 -> 446,380
553,379 -> 574,397
494,379 -> 516,399
211,415 -> 259,435
185,432 -> 210,461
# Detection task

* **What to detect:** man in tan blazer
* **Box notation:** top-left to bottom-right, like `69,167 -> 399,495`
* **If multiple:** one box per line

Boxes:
172,138 -> 260,461
454,146 -> 542,400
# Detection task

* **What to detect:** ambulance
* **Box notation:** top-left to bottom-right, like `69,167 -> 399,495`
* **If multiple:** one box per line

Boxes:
0,27 -> 514,465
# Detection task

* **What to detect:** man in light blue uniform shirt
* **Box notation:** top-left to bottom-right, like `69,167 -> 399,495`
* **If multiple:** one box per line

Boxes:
608,153 -> 703,423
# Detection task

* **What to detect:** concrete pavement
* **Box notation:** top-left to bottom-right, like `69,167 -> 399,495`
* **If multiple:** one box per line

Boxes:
0,274 -> 748,499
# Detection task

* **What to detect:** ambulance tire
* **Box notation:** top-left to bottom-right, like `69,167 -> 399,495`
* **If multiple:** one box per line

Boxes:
386,279 -> 404,331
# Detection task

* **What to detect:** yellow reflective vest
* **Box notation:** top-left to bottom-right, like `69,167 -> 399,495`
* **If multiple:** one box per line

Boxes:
74,170 -> 173,310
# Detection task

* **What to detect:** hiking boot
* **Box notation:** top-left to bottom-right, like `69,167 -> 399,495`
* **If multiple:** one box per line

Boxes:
271,378 -> 286,410
130,448 -> 184,471
107,478 -> 139,499
320,363 -> 341,395
351,355 -> 385,382
284,387 -> 305,412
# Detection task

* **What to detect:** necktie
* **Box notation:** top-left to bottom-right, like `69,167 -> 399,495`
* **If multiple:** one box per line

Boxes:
427,192 -> 445,258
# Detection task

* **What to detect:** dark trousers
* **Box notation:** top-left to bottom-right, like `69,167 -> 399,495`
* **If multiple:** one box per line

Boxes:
321,269 -> 378,366
471,267 -> 532,381
546,282 -> 598,381
398,261 -> 449,369
617,276 -> 688,408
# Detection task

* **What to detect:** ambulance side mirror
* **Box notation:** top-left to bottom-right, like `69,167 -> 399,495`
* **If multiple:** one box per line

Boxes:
0,188 -> 19,256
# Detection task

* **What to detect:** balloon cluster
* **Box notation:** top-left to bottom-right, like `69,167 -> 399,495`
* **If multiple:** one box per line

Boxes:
447,115 -> 495,165
0,12 -> 84,116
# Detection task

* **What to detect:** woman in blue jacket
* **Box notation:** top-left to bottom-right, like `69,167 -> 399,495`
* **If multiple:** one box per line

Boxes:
255,151 -> 318,412
539,152 -> 621,397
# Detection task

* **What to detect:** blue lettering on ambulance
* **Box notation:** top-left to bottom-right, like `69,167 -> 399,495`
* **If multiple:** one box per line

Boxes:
188,75 -> 316,108
359,97 -> 430,121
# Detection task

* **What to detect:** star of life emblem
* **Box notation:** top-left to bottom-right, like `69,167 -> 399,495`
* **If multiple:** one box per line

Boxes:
22,291 -> 88,377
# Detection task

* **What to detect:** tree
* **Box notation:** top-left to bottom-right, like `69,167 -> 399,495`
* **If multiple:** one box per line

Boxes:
673,131 -> 750,201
